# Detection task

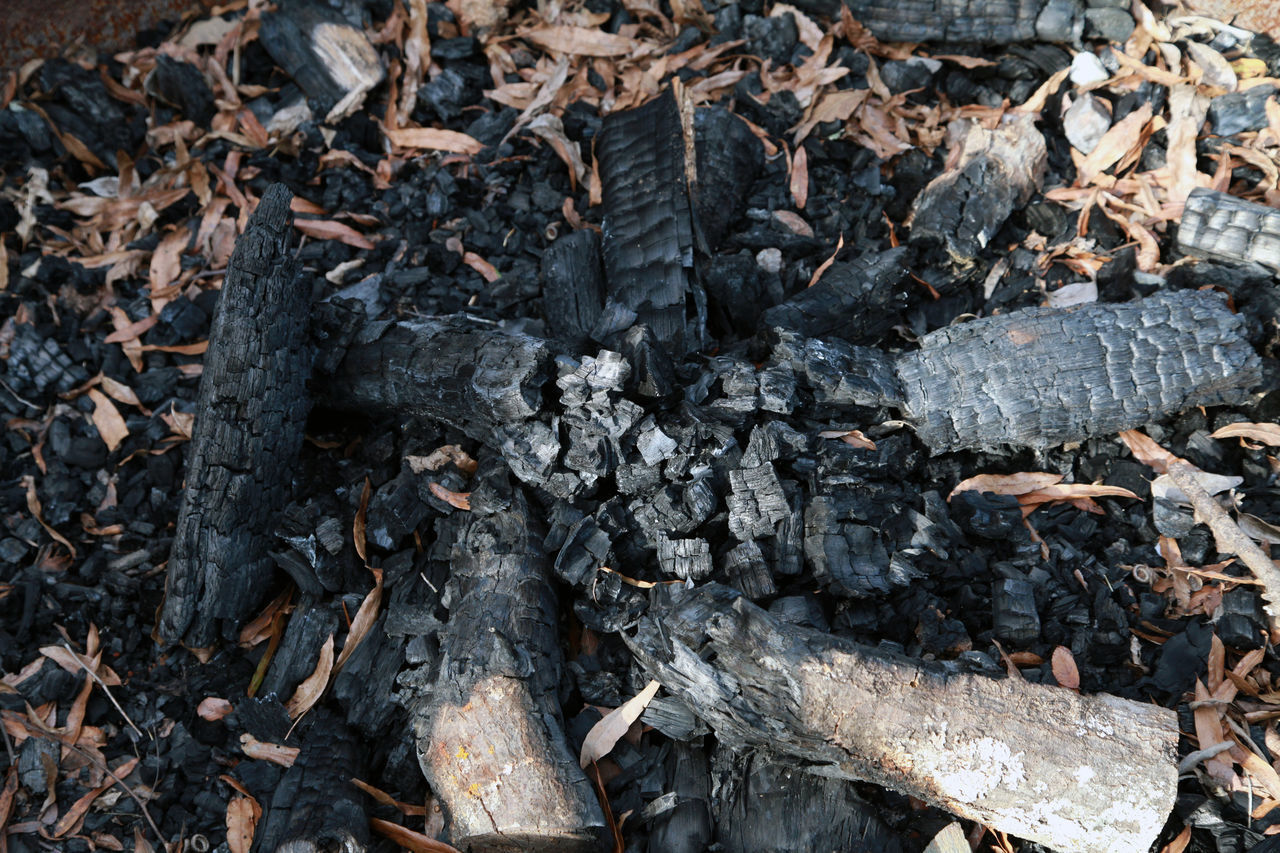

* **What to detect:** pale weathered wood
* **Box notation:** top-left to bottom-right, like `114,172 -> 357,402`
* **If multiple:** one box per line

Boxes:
627,584 -> 1179,853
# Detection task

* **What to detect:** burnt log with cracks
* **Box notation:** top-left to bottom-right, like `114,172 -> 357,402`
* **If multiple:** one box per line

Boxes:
407,463 -> 607,851
841,0 -> 1084,44
626,583 -> 1179,853
893,289 -> 1261,452
158,184 -> 313,649
1177,187 -> 1280,272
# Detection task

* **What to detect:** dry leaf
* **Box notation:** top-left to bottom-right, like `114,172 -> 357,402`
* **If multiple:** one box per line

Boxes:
226,795 -> 261,853
580,680 -> 660,767
334,569 -> 383,674
52,757 -> 139,838
462,251 -> 501,282
351,778 -> 430,816
790,145 -> 809,209
1051,646 -> 1080,690
284,633 -> 334,719
239,733 -> 299,766
293,218 -> 376,249
1211,422 -> 1280,446
197,697 -> 234,721
354,477 -> 371,563
407,445 -> 478,474
524,26 -> 639,57
1018,483 -> 1139,505
1117,429 -> 1177,474
818,429 -> 876,451
385,126 -> 485,154
773,210 -> 813,237
1151,470 -> 1242,504
808,233 -> 844,287
526,113 -> 587,189
87,390 -> 129,452
371,817 -> 463,852
23,474 -> 76,558
148,227 -> 189,302
948,472 -> 1063,499
429,481 -> 472,510
1076,103 -> 1152,184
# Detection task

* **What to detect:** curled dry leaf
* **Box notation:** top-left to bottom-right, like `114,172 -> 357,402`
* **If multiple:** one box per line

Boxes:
1051,646 -> 1080,690
385,126 -> 484,154
773,210 -> 813,237
580,679 -> 660,768
524,25 -> 639,57
1211,422 -> 1280,446
818,429 -> 876,451
790,145 -> 809,209
284,632 -> 334,720
354,477 -> 371,564
948,472 -> 1063,499
334,568 -> 383,674
197,697 -> 234,721
226,795 -> 261,853
23,474 -> 76,558
239,733 -> 299,766
526,113 -> 587,189
87,389 -> 129,452
462,251 -> 501,282
1117,429 -> 1177,473
371,817 -> 463,853
407,444 -> 478,474
293,218 -> 376,250
428,481 -> 472,510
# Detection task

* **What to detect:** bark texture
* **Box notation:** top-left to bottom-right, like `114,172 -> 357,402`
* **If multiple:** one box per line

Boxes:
896,289 -> 1261,452
410,466 -> 606,851
1177,187 -> 1280,272
627,583 -> 1179,853
159,183 -> 313,649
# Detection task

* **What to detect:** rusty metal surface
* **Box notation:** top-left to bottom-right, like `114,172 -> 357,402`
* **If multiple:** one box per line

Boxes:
0,0 -> 217,71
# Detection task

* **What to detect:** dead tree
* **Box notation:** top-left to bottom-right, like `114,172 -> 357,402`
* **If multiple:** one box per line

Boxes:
626,583 -> 1178,853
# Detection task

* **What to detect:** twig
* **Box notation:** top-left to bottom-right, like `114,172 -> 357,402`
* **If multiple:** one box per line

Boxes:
63,642 -> 144,739
1165,460 -> 1280,628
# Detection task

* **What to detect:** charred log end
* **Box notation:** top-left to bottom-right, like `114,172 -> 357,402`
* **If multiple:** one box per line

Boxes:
418,675 -> 607,852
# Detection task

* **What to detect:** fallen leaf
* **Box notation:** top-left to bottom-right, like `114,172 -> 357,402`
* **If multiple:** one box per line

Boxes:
1018,483 -> 1139,506
354,477 -> 371,563
23,474 -> 76,558
334,569 -> 383,674
407,445 -> 478,474
807,233 -> 844,287
818,429 -> 876,450
923,822 -> 971,853
226,795 -> 261,853
293,218 -> 376,249
239,733 -> 299,766
1076,103 -> 1152,185
197,697 -> 234,721
87,390 -> 129,452
1117,429 -> 1177,473
284,633 -> 334,719
1152,471 -> 1243,504
429,481 -> 472,510
351,778 -> 429,816
462,251 -> 501,282
948,472 -> 1063,499
526,113 -> 587,189
790,145 -> 809,209
99,375 -> 148,414
1211,422 -> 1280,446
930,54 -> 998,70
580,680 -> 660,767
773,210 -> 813,237
386,126 -> 485,154
52,757 -> 139,838
371,817 -> 463,852
524,26 -> 639,57
1051,646 -> 1080,690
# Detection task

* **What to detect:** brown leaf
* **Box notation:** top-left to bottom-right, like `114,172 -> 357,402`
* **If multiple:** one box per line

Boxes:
429,481 -> 472,510
524,26 -> 640,57
226,795 -> 261,853
52,757 -> 139,838
406,445 -> 478,474
526,113 -> 587,190
789,145 -> 809,209
772,210 -> 813,237
197,697 -> 234,721
23,474 -> 76,558
1211,422 -> 1280,446
1076,103 -> 1152,184
948,472 -> 1063,499
371,817 -> 463,852
238,733 -> 299,766
87,390 -> 129,452
350,778 -> 429,816
808,233 -> 844,287
284,633 -> 334,720
1017,483 -> 1140,506
1051,646 -> 1080,690
1117,429 -> 1177,474
99,375 -> 149,415
930,54 -> 999,70
148,227 -> 189,305
334,569 -> 383,674
580,680 -> 660,767
293,218 -> 376,250
818,429 -> 876,451
385,126 -> 484,154
462,251 -> 501,282
354,477 -> 371,563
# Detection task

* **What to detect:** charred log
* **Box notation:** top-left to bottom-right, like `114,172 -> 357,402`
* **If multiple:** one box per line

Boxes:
158,184 -> 313,649
760,248 -> 910,343
1177,187 -> 1280,272
252,711 -> 369,853
597,88 -> 700,353
408,464 -> 607,851
895,289 -> 1261,452
626,583 -> 1178,853
842,0 -> 1084,44
541,228 -> 606,349
693,106 -> 763,251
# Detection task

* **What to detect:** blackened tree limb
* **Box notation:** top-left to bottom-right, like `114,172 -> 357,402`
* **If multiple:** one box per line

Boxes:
760,248 -> 910,343
159,184 -> 313,649
895,290 -> 1261,452
319,316 -> 554,442
597,88 -> 699,353
409,465 -> 606,851
626,584 -> 1178,853
843,0 -> 1083,44
1177,187 -> 1280,272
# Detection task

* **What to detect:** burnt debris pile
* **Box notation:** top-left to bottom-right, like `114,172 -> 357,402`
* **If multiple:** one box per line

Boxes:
4,1 -> 1280,852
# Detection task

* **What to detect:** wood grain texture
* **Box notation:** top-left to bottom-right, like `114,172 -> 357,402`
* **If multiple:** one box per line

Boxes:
627,583 -> 1178,853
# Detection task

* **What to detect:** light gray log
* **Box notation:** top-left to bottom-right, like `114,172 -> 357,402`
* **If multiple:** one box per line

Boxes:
1177,187 -> 1280,271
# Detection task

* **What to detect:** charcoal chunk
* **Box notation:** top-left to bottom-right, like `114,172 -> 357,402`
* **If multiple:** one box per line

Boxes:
992,578 -> 1040,644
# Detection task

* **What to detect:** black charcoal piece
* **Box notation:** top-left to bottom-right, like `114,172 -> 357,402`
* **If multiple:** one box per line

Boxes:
1207,86 -> 1279,138
597,89 -> 700,352
950,491 -> 1026,540
1218,588 -> 1266,649
649,743 -> 714,853
761,249 -> 910,343
145,56 -> 216,125
722,540 -> 777,600
542,229 -> 606,348
694,107 -> 763,249
1178,188 -> 1280,272
158,184 -> 313,649
803,496 -> 895,597
259,0 -> 383,120
656,533 -> 713,580
992,578 -> 1040,644
259,598 -> 339,699
843,0 -> 1083,44
895,291 -> 1262,452
6,323 -> 90,396
727,464 -> 790,541
769,332 -> 904,409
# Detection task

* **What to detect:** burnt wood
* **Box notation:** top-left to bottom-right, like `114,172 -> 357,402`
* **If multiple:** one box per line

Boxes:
158,184 -> 313,649
597,88 -> 700,352
760,247 -> 910,343
541,228 -> 607,349
1177,187 -> 1280,272
407,464 -> 607,851
843,0 -> 1084,44
626,583 -> 1178,853
895,289 -> 1261,452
